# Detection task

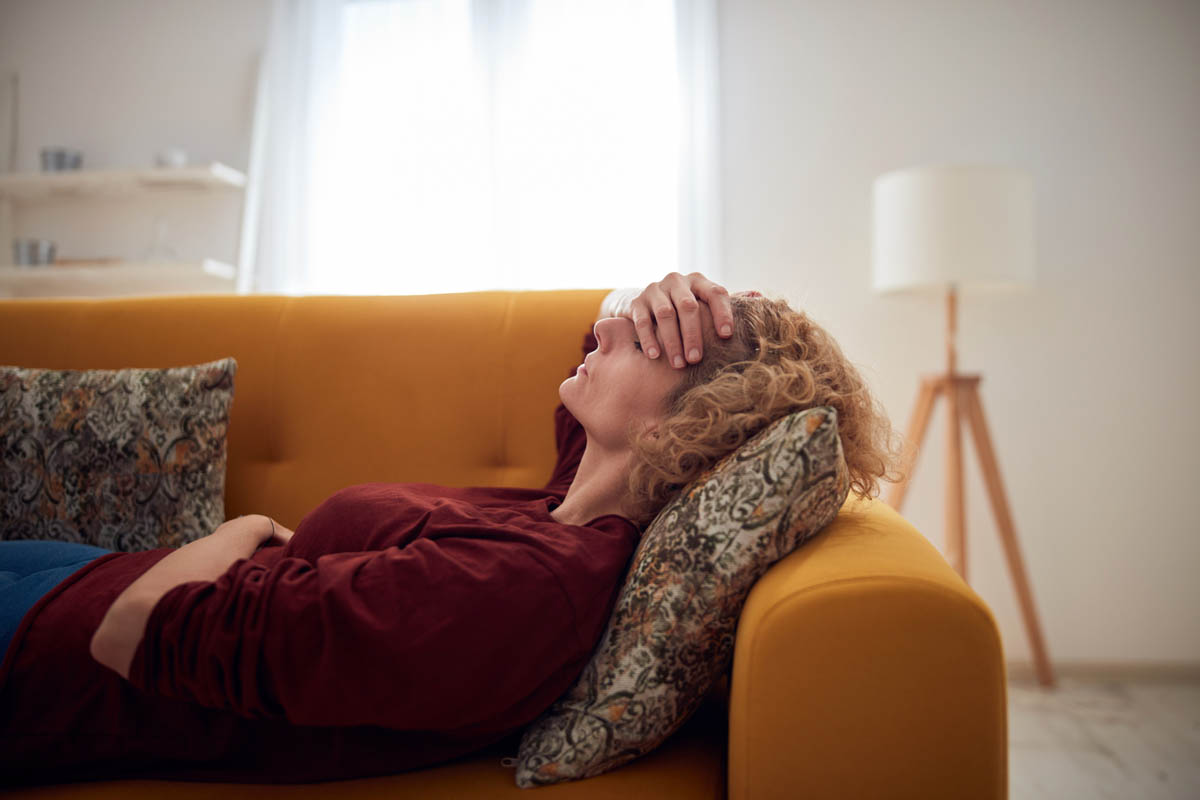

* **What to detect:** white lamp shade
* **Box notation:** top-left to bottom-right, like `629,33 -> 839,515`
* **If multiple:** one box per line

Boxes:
872,164 -> 1036,294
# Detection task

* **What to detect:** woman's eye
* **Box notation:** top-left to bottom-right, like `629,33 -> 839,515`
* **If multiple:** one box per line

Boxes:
633,340 -> 643,351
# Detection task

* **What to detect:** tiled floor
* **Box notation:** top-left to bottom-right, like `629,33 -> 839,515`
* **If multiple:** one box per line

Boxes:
1007,675 -> 1200,799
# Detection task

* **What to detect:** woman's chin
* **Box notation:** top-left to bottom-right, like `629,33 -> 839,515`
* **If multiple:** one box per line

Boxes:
558,380 -> 576,407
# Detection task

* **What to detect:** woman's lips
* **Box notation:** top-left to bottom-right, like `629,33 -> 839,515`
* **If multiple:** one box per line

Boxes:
577,364 -> 587,376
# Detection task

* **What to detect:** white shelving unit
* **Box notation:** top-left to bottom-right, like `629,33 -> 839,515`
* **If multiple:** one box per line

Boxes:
0,162 -> 250,299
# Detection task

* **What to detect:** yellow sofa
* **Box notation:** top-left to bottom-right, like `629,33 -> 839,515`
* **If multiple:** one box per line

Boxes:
0,290 -> 1007,799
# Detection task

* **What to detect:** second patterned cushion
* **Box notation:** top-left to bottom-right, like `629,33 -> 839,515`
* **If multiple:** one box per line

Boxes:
514,404 -> 850,787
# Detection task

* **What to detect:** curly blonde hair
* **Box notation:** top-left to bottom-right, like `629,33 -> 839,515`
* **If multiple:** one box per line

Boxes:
623,293 -> 910,528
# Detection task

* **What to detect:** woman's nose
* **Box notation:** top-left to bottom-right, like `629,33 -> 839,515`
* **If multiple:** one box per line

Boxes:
593,317 -> 618,352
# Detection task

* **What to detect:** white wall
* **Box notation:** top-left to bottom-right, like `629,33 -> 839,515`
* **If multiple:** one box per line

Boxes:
719,0 -> 1200,671
2,0 -> 1197,671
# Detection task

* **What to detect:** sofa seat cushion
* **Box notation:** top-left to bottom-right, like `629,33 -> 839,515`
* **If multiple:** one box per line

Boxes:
0,682 -> 729,800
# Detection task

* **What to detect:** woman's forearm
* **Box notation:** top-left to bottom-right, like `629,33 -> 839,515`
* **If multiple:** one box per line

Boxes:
90,516 -> 270,680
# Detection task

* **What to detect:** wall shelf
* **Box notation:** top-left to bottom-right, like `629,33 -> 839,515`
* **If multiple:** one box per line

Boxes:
0,260 -> 237,298
0,162 -> 246,200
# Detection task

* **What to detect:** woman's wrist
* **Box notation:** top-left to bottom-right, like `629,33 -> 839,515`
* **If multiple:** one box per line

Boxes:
220,514 -> 274,547
597,288 -> 638,322
252,514 -> 274,546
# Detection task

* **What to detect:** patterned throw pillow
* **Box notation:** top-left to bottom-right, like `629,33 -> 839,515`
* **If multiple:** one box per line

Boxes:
0,358 -> 237,551
513,405 -> 850,787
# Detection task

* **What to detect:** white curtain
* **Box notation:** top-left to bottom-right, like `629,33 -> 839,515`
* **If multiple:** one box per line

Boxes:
247,0 -> 720,295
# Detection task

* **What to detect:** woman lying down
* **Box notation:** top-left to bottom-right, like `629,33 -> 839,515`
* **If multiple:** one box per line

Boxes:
0,271 -> 900,785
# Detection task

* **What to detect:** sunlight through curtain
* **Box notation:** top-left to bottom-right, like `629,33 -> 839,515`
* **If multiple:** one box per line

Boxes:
254,0 -> 719,295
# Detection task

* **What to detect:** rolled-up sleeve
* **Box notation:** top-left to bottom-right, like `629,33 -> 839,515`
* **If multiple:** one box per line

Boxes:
125,536 -> 581,730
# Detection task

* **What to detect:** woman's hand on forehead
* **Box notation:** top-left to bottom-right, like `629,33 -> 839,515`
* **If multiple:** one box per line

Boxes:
628,272 -> 736,369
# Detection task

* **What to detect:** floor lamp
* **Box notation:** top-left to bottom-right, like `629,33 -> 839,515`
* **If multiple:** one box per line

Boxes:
871,164 -> 1056,689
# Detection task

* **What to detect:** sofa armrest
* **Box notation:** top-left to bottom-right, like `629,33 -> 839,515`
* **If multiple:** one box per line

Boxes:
727,496 -> 1007,800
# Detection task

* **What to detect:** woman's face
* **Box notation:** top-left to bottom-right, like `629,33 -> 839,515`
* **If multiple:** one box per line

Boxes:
559,316 -> 692,451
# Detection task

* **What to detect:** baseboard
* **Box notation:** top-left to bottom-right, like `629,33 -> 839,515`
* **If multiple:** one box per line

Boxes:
1005,660 -> 1200,683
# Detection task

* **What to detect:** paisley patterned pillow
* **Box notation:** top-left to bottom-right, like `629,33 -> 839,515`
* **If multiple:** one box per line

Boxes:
513,405 -> 850,787
0,358 -> 237,551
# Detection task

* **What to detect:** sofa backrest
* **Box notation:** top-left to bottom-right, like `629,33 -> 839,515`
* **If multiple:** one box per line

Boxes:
0,290 -> 608,527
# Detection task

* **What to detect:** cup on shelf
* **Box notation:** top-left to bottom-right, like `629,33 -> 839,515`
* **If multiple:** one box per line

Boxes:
39,147 -> 83,172
154,147 -> 189,168
12,238 -> 57,267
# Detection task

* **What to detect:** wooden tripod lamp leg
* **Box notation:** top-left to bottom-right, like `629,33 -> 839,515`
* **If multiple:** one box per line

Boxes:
942,285 -> 967,580
962,383 -> 1057,689
885,376 -> 940,513
945,378 -> 967,581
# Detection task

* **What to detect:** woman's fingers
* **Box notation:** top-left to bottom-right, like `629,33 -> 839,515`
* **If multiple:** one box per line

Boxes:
692,277 -> 734,339
628,272 -> 736,369
260,525 -> 294,549
271,520 -> 295,545
628,296 -> 661,359
669,284 -> 704,366
644,282 -> 688,367
632,282 -> 672,360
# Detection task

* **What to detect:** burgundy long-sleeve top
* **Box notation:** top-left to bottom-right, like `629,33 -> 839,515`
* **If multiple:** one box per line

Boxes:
0,331 -> 633,786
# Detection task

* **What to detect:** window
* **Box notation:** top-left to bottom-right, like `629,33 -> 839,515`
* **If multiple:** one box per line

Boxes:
299,0 -> 717,295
